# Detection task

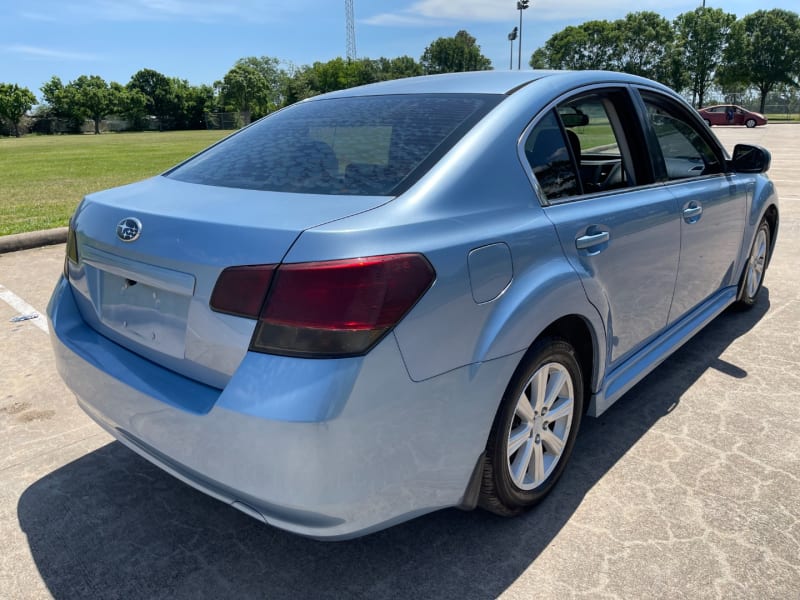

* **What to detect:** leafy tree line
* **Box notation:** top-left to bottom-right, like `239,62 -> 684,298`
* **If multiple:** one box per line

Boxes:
531,7 -> 800,111
0,30 -> 491,136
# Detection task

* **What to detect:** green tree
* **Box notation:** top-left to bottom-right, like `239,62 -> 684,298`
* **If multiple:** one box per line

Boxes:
0,83 -> 36,137
112,82 -> 147,130
283,56 -> 414,105
673,7 -> 736,107
41,75 -> 84,131
421,30 -> 492,74
40,76 -> 68,118
719,9 -> 800,113
530,21 -> 620,70
65,75 -> 118,134
216,56 -> 285,123
128,68 -> 177,129
175,81 -> 215,129
617,12 -> 675,81
377,56 -> 423,80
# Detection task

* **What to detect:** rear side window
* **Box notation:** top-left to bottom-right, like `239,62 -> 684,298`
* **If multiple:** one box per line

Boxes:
167,94 -> 500,196
524,88 -> 641,202
523,111 -> 580,200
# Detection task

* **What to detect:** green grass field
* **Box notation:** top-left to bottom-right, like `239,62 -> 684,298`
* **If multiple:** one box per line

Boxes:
765,113 -> 800,123
0,131 -> 230,236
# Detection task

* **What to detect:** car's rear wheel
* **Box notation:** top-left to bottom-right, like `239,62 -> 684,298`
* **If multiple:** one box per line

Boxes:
745,118 -> 757,128
736,220 -> 770,309
479,338 -> 583,516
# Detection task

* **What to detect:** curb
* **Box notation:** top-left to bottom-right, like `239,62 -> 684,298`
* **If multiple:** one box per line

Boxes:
0,228 -> 68,254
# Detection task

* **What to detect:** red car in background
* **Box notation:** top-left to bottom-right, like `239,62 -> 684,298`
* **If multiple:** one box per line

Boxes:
699,105 -> 768,128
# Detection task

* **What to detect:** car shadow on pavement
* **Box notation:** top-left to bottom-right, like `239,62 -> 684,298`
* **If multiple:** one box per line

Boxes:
18,291 -> 770,600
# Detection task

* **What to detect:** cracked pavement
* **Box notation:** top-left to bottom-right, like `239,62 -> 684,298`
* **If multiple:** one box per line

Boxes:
1,126 -> 798,599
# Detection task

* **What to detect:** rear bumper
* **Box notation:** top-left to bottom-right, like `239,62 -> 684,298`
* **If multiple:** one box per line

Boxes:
48,276 -> 520,539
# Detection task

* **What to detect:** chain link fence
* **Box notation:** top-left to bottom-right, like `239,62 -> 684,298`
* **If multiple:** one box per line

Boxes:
204,112 -> 246,130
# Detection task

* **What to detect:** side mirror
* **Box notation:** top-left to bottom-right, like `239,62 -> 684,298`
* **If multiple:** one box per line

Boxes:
731,144 -> 771,173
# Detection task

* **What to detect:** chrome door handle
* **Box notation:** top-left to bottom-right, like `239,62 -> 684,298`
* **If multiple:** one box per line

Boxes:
683,205 -> 703,219
575,231 -> 610,250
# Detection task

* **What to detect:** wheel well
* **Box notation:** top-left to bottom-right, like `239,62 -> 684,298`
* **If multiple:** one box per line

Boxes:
764,205 -> 778,266
539,316 -> 595,414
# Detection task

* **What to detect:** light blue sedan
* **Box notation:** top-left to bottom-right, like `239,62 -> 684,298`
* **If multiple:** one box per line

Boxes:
48,70 -> 778,539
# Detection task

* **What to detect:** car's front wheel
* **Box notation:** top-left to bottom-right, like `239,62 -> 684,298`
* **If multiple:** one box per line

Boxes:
745,118 -> 757,128
736,220 -> 770,309
479,338 -> 583,516
704,119 -> 712,127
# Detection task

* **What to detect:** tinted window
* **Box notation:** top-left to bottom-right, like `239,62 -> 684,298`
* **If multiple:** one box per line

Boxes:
167,94 -> 499,196
525,90 -> 640,202
524,111 -> 579,200
642,94 -> 723,181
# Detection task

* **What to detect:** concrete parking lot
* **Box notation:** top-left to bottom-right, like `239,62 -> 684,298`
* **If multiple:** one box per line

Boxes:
1,126 -> 798,599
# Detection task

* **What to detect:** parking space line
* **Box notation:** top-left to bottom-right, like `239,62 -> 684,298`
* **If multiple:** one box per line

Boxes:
0,283 -> 49,334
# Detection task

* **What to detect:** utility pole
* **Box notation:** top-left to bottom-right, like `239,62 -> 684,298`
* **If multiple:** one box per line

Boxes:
345,0 -> 356,60
517,1 -> 530,70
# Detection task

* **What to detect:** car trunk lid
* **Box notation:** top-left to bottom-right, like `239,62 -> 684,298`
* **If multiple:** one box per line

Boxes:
68,176 -> 388,389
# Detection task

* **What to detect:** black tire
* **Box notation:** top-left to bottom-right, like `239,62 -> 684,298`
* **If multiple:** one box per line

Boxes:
746,118 -> 757,128
704,119 -> 712,127
736,220 -> 770,309
479,337 -> 584,516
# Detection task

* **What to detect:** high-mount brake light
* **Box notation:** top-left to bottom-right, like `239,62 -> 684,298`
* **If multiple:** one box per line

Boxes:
211,254 -> 435,357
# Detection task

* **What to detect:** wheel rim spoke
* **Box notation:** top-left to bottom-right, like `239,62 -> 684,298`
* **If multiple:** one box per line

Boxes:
544,369 -> 566,409
532,367 -> 548,413
531,440 -> 545,485
511,439 -> 534,486
545,396 -> 573,423
508,423 -> 532,457
540,428 -> 565,456
515,390 -> 535,422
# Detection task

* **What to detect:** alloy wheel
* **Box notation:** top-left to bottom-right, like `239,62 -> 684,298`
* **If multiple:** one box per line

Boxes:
506,362 -> 574,490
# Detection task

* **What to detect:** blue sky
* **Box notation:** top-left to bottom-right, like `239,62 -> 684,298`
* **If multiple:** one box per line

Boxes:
2,0 -> 796,101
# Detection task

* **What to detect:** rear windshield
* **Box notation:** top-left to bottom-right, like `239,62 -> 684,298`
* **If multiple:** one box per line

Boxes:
166,94 -> 501,196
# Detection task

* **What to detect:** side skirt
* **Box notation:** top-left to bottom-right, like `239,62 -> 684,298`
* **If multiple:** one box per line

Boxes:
588,287 -> 737,417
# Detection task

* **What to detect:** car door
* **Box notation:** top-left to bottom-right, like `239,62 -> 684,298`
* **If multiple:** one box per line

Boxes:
638,91 -> 746,323
707,107 -> 724,126
522,88 -> 681,366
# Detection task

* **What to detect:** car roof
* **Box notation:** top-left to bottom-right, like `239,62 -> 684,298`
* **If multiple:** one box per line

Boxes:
311,70 -> 671,99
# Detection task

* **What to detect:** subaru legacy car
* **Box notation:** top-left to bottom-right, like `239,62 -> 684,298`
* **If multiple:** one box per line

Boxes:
49,71 -> 778,539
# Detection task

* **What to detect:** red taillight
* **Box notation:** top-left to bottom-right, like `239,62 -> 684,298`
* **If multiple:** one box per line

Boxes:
211,254 -> 435,357
64,221 -> 79,279
210,265 -> 276,318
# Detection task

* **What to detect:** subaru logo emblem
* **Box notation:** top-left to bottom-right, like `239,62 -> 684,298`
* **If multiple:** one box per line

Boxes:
116,217 -> 142,242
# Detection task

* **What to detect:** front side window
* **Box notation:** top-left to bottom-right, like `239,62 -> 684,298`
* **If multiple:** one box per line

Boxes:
167,94 -> 500,196
641,93 -> 723,181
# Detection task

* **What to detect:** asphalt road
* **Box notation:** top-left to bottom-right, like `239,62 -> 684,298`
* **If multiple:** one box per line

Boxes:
1,126 -> 798,599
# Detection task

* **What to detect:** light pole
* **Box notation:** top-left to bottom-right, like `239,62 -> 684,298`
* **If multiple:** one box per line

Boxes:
517,0 -> 530,70
508,27 -> 518,70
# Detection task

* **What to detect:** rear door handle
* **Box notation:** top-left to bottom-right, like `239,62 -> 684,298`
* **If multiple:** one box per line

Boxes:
575,231 -> 610,250
683,205 -> 703,221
